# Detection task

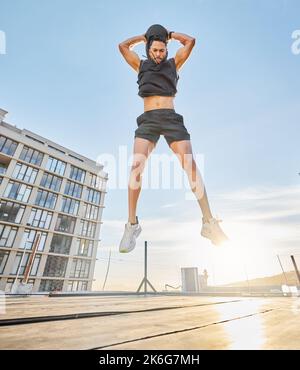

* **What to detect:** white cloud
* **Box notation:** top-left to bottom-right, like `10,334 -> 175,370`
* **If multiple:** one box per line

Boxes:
160,203 -> 179,209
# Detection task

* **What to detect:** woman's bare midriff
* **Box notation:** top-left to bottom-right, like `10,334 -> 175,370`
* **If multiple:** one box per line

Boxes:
143,96 -> 175,112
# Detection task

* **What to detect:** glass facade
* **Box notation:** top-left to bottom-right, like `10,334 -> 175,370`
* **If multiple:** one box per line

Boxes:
4,181 -> 32,202
43,255 -> 68,277
86,188 -> 101,205
0,163 -> 7,175
67,280 -> 88,292
28,208 -> 53,229
70,165 -> 86,183
0,224 -> 18,248
35,189 -> 57,209
64,180 -> 82,198
46,156 -> 66,176
11,252 -> 41,276
12,163 -> 38,184
0,200 -> 25,223
20,230 -> 48,251
90,173 -> 106,191
55,214 -> 76,234
75,238 -> 94,257
49,234 -> 72,255
80,220 -> 96,238
19,146 -> 44,166
70,258 -> 90,279
40,172 -> 62,192
39,279 -> 64,292
0,127 -> 106,293
83,203 -> 100,221
0,135 -> 18,156
0,250 -> 9,273
61,197 -> 79,216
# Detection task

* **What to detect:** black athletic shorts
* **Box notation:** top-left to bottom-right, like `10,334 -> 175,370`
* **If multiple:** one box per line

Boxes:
134,108 -> 191,146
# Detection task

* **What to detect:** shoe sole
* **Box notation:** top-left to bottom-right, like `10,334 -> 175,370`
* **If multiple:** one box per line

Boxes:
119,227 -> 142,253
201,230 -> 229,246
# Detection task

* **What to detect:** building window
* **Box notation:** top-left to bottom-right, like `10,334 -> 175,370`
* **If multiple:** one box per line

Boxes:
90,173 -> 106,191
19,145 -> 44,166
49,234 -> 72,255
67,280 -> 88,292
83,203 -> 100,221
0,224 -> 18,248
28,208 -> 53,229
85,188 -> 101,205
30,255 -> 41,276
55,214 -> 76,234
40,172 -> 62,192
0,200 -> 25,223
64,180 -> 82,199
4,181 -> 32,202
35,189 -> 57,209
70,258 -> 90,279
75,238 -> 94,257
20,230 -> 47,252
12,163 -> 38,184
39,279 -> 63,292
43,255 -> 68,277
0,163 -> 8,175
11,252 -> 41,276
70,165 -> 86,183
0,251 -> 9,273
46,156 -> 66,176
61,197 -> 79,216
0,135 -> 18,156
80,220 -> 96,238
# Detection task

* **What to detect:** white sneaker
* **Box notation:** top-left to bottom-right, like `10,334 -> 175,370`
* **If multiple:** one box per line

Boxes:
201,216 -> 229,246
119,219 -> 142,253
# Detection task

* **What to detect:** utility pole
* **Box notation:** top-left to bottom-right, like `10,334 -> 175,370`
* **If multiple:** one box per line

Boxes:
136,241 -> 157,294
291,255 -> 300,285
277,255 -> 288,285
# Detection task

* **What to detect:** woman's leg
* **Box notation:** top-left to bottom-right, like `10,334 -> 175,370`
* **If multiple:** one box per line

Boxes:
169,139 -> 213,222
128,137 -> 156,224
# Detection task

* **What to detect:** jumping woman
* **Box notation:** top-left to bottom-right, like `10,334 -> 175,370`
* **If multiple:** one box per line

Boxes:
118,24 -> 229,253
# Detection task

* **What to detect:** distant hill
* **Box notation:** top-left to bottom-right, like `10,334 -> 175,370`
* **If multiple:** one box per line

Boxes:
223,271 -> 299,287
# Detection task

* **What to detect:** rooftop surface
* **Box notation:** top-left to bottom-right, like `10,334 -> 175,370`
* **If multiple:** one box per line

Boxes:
1,294 -> 300,350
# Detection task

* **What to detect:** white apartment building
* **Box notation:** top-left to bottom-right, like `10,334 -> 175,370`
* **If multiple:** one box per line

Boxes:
0,108 -> 108,293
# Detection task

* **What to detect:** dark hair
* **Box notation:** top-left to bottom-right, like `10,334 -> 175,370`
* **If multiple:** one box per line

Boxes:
146,36 -> 168,59
145,24 -> 169,60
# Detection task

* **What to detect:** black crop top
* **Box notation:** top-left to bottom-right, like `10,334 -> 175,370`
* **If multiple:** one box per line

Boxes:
137,57 -> 179,98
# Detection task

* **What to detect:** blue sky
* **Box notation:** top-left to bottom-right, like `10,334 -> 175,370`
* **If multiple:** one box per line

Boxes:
1,0 -> 300,289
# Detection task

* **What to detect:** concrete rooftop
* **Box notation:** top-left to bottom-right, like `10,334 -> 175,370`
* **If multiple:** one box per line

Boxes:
0,294 -> 300,350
